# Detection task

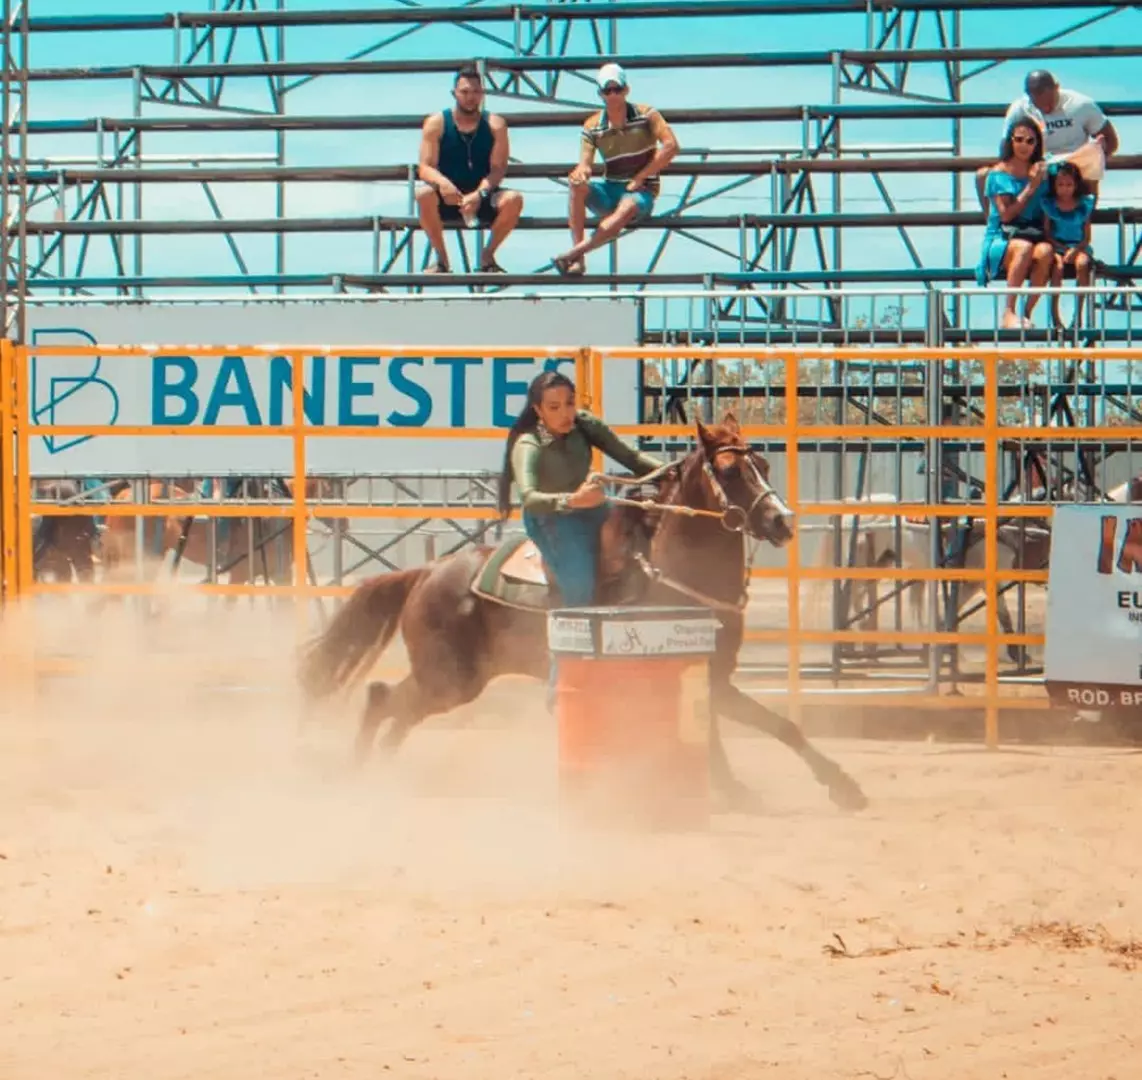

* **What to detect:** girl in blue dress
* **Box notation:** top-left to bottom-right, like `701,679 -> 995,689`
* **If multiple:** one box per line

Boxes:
975,120 -> 1054,329
1043,161 -> 1096,328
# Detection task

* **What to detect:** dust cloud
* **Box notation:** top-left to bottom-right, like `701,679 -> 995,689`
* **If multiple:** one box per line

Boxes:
2,589 -> 694,902
3,588 -> 1142,1080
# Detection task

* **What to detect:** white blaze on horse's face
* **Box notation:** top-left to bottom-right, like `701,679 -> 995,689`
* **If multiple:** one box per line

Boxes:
744,453 -> 796,548
706,443 -> 796,548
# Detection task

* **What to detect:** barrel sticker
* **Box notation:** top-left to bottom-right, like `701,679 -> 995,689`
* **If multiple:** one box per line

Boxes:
547,616 -> 594,653
600,619 -> 719,657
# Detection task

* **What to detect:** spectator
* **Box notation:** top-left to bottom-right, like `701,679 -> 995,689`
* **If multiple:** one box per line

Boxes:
1043,161 -> 1095,328
976,69 -> 1118,211
975,120 -> 1054,330
415,63 -> 523,273
552,63 -> 678,276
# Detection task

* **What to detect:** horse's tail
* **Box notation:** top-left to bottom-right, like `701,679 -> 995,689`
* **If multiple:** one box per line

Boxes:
298,567 -> 427,702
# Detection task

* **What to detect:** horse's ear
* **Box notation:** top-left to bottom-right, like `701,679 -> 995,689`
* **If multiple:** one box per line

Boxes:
721,410 -> 740,436
695,416 -> 714,448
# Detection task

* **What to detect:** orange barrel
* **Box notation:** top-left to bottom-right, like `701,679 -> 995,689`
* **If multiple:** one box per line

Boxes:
546,606 -> 718,831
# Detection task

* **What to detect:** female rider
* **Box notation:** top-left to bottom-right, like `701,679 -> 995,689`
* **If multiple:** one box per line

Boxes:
497,369 -> 663,608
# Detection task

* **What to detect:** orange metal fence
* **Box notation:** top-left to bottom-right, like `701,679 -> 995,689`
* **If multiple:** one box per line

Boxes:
3,340 -> 1133,743
0,341 -> 588,601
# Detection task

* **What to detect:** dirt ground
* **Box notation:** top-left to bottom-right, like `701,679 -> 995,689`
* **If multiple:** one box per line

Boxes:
1,600 -> 1140,1080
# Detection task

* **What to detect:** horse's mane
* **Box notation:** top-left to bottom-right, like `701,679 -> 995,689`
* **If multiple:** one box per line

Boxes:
639,420 -> 743,516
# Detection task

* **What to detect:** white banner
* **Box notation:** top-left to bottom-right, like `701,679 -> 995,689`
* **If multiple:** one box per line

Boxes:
22,299 -> 640,476
1044,504 -> 1142,709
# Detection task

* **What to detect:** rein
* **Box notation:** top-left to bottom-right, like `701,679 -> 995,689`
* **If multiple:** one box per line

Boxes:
589,454 -> 750,533
588,446 -> 778,614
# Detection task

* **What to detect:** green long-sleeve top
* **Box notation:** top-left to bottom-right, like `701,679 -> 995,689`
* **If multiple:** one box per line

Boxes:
510,410 -> 663,514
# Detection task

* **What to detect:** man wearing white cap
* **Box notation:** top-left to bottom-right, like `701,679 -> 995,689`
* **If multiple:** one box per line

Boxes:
552,62 -> 678,275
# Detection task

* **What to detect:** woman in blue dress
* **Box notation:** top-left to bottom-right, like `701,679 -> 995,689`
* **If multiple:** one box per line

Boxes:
1043,160 -> 1096,328
975,119 -> 1054,330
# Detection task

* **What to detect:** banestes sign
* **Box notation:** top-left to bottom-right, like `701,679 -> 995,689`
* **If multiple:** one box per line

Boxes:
20,299 -> 639,477
1044,505 -> 1142,710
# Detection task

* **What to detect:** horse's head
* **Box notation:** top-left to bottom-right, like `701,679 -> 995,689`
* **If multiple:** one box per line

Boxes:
692,411 -> 796,548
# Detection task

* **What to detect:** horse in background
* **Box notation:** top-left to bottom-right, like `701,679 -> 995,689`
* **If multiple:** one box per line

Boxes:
31,479 -> 101,584
805,495 -> 927,650
810,494 -> 1052,664
99,477 -> 337,597
28,476 -> 342,608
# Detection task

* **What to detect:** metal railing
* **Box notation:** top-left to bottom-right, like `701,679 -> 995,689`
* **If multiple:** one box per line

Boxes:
7,334 -> 1142,742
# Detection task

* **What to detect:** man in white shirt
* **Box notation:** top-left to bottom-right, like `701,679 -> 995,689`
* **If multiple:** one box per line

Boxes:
975,69 -> 1118,210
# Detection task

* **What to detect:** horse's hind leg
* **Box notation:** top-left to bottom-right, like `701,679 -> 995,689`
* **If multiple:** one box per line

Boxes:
354,668 -> 488,766
354,679 -> 399,763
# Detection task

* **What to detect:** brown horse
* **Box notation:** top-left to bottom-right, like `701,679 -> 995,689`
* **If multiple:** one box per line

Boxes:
299,413 -> 868,812
32,479 -> 101,583
100,477 -> 329,593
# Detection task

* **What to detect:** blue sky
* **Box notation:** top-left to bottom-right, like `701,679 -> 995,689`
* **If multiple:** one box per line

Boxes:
20,0 -> 1142,299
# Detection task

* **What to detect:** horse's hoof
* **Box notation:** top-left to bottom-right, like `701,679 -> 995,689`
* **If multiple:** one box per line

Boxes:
829,774 -> 869,813
350,739 -> 373,770
716,781 -> 766,816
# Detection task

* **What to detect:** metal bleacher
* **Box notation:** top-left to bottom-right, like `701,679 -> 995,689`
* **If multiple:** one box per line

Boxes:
6,1 -> 1142,698
4,1 -> 1142,323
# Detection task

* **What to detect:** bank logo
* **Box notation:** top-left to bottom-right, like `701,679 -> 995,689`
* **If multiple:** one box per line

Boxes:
29,327 -> 121,456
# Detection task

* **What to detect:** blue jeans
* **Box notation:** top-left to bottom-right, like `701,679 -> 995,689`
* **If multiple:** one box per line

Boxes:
523,503 -> 609,710
523,503 -> 609,608
585,179 -> 656,223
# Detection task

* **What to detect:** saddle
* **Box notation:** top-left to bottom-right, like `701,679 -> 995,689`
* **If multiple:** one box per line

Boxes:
477,503 -> 656,610
501,508 -> 633,587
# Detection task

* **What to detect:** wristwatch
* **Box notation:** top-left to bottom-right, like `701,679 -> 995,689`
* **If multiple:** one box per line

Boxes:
556,494 -> 571,512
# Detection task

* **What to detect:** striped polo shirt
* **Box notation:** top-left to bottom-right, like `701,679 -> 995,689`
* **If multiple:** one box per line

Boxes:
580,102 -> 665,195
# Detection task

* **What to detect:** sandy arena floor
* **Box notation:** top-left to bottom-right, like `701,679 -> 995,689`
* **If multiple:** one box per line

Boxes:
1,602 -> 1140,1080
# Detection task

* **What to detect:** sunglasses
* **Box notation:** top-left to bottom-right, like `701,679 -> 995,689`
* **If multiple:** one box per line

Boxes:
600,84 -> 624,95
1011,134 -> 1036,144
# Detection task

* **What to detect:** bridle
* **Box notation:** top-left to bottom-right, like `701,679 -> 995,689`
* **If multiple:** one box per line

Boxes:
699,444 -> 789,538
591,441 -> 792,614
593,443 -> 787,539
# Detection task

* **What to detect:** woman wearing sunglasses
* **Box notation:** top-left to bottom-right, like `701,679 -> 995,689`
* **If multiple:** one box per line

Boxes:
975,120 -> 1055,330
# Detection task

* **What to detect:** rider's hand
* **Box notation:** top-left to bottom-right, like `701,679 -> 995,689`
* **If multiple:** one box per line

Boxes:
1063,246 -> 1078,265
1028,161 -> 1046,187
567,481 -> 605,509
568,164 -> 591,186
625,177 -> 645,192
437,179 -> 462,205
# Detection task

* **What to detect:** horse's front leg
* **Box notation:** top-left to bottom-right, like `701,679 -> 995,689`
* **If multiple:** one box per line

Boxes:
707,712 -> 766,815
711,679 -> 868,812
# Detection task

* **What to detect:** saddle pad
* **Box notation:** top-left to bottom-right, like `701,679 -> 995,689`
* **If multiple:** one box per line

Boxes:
501,540 -> 548,586
471,533 -> 556,612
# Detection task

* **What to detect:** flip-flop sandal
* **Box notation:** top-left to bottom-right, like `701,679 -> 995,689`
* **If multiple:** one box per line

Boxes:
424,262 -> 451,274
479,259 -> 506,273
553,255 -> 585,276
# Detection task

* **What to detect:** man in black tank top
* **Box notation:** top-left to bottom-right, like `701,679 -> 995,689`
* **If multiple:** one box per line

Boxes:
416,63 -> 524,273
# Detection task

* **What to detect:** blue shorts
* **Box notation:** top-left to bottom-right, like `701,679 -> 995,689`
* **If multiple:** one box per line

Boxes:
585,179 -> 656,222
